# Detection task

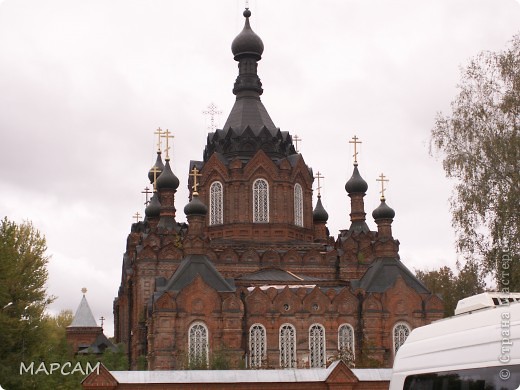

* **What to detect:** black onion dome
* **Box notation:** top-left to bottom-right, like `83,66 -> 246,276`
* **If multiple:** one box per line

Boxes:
231,9 -> 264,60
184,194 -> 208,216
156,160 -> 179,190
145,193 -> 161,218
372,198 -> 395,220
148,153 -> 164,184
313,196 -> 329,222
345,165 -> 368,194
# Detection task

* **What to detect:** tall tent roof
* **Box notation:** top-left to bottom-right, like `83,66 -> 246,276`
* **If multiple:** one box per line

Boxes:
69,295 -> 99,327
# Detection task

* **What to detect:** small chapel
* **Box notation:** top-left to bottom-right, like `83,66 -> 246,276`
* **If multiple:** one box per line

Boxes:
113,8 -> 444,370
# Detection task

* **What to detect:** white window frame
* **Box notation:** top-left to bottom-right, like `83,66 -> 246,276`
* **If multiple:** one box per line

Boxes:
309,323 -> 326,368
338,323 -> 355,359
393,322 -> 411,356
279,323 -> 296,368
294,183 -> 303,227
209,181 -> 223,225
249,323 -> 267,368
253,178 -> 269,223
188,321 -> 209,367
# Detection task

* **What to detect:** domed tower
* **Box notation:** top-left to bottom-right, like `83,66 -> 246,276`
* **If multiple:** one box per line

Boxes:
188,9 -> 324,249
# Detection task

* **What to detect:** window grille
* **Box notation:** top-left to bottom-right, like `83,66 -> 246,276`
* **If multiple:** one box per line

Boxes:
279,324 -> 296,368
209,181 -> 223,225
393,322 -> 411,355
309,324 -> 326,368
188,322 -> 208,367
338,324 -> 355,359
294,183 -> 303,227
253,179 -> 269,223
249,324 -> 267,368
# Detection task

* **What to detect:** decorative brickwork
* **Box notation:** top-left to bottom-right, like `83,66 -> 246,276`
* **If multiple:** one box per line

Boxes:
112,7 -> 444,376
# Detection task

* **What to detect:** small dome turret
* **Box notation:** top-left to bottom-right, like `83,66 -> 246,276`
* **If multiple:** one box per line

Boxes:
372,198 -> 395,220
231,9 -> 264,60
156,160 -> 179,190
145,193 -> 161,218
313,195 -> 329,223
345,164 -> 368,194
148,153 -> 164,184
184,193 -> 208,217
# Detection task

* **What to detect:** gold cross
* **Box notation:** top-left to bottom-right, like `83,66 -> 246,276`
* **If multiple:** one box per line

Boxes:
349,135 -> 362,164
314,171 -> 324,196
133,211 -> 141,223
162,129 -> 174,160
154,127 -> 164,153
293,134 -> 302,153
81,287 -> 87,294
190,166 -> 202,195
141,186 -> 152,205
150,166 -> 161,192
376,173 -> 389,200
202,103 -> 222,131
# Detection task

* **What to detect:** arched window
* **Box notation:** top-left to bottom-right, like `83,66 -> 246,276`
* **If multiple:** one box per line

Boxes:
249,324 -> 267,368
309,324 -> 326,368
279,323 -> 296,368
253,179 -> 269,223
393,322 -> 411,355
338,324 -> 355,360
294,183 -> 303,227
188,321 -> 208,367
209,181 -> 223,225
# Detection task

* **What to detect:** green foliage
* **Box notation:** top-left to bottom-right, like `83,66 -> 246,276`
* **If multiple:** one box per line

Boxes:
430,34 -> 520,289
0,217 -> 55,389
416,262 -> 486,317
355,335 -> 382,368
0,218 -> 126,389
136,354 -> 148,370
328,346 -> 355,368
209,347 -> 232,370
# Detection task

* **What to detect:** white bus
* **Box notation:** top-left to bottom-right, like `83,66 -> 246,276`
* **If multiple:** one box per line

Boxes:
390,292 -> 520,390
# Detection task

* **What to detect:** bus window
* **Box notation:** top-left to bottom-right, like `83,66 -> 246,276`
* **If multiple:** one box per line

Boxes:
404,365 -> 520,390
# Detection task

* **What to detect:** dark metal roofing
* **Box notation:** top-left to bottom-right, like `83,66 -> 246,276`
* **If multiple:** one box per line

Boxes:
313,195 -> 329,222
222,98 -> 277,136
372,198 -> 395,220
77,333 -> 117,355
345,164 -> 368,194
238,268 -> 320,282
162,254 -> 235,292
68,295 -> 98,328
355,257 -> 430,294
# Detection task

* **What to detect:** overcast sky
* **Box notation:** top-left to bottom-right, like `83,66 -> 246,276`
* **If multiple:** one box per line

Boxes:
0,0 -> 518,338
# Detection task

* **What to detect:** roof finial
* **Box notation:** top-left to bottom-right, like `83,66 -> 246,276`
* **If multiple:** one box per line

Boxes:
376,173 -> 389,201
203,103 -> 222,131
81,287 -> 87,295
349,135 -> 362,165
154,127 -> 164,153
293,134 -> 302,153
142,186 -> 152,205
150,166 -> 161,192
314,171 -> 324,197
161,129 -> 174,160
190,166 -> 203,196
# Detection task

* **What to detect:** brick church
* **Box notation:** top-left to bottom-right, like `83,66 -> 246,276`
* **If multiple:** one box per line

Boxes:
113,8 -> 443,371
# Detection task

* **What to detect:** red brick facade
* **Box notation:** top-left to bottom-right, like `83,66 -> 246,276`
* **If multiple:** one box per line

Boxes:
112,7 -> 444,374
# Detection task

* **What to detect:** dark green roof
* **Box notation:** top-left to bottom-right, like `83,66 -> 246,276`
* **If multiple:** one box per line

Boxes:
161,254 -> 235,292
354,257 -> 430,294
